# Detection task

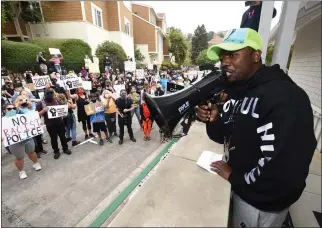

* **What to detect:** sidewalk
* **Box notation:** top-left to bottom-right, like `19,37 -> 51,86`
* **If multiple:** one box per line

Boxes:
106,122 -> 231,227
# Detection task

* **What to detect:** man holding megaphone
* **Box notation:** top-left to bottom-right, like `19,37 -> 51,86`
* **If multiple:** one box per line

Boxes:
195,28 -> 316,227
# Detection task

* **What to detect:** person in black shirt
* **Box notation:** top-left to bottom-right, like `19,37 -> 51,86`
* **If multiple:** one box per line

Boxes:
241,1 -> 277,32
104,56 -> 112,72
36,52 -> 48,74
115,89 -> 137,145
2,78 -> 15,103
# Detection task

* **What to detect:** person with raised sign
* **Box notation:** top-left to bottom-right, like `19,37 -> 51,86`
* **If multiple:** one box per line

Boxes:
2,103 -> 42,180
37,88 -> 72,159
89,93 -> 113,146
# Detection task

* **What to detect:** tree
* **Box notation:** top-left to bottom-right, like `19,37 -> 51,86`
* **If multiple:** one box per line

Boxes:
134,45 -> 145,62
265,43 -> 294,70
168,27 -> 188,65
1,1 -> 43,41
216,31 -> 226,38
191,24 -> 208,64
196,49 -> 218,66
207,31 -> 215,41
95,41 -> 127,71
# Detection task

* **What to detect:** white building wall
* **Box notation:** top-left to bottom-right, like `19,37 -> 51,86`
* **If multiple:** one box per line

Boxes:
288,16 -> 321,109
30,22 -> 134,58
157,31 -> 164,64
135,44 -> 149,64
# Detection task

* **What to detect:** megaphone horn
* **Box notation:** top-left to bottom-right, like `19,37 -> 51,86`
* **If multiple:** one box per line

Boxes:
143,69 -> 227,138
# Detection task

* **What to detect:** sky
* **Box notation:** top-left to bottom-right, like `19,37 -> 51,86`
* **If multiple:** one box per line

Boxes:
134,1 -> 283,34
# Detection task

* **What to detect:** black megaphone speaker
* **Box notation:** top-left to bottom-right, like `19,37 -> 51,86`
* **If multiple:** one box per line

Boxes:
143,68 -> 227,138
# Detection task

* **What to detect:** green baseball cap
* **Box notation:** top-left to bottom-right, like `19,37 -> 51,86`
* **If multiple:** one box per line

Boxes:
207,28 -> 263,61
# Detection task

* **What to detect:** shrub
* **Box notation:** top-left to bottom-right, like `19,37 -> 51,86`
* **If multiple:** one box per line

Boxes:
1,40 -> 43,73
161,60 -> 172,70
171,62 -> 179,70
95,41 -> 127,72
32,38 -> 92,71
136,62 -> 146,69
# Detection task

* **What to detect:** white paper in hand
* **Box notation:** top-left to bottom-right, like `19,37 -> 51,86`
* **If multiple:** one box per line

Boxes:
196,151 -> 223,175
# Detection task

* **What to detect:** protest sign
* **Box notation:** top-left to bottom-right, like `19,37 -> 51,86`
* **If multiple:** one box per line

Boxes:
24,83 -> 36,91
82,81 -> 92,90
32,75 -> 52,89
63,77 -> 83,90
124,61 -> 136,72
114,84 -> 125,98
49,48 -> 61,55
135,69 -> 144,79
47,105 -> 68,119
166,82 -> 184,94
2,111 -> 44,147
84,102 -> 105,115
148,64 -> 153,70
60,74 -> 77,81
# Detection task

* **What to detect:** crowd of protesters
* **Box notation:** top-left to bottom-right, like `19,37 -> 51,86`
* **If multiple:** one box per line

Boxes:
1,59 -> 199,180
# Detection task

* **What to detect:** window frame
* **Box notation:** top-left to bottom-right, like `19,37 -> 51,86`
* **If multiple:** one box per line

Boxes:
124,17 -> 130,35
91,3 -> 103,28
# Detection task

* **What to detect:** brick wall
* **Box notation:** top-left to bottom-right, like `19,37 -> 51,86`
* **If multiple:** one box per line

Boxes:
163,36 -> 169,55
288,17 -> 321,109
156,20 -> 162,28
40,1 -> 82,22
132,4 -> 149,21
133,15 -> 156,52
2,22 -> 17,35
119,1 -> 133,37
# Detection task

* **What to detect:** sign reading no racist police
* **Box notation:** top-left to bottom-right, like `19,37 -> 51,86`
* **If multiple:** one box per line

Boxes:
2,111 -> 44,147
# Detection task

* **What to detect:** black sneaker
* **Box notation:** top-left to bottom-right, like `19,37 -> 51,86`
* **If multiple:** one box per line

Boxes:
63,149 -> 72,155
89,133 -> 95,138
130,137 -> 137,142
85,134 -> 89,140
41,150 -> 47,154
66,137 -> 72,142
119,139 -> 123,145
54,152 -> 60,159
72,141 -> 80,146
113,132 -> 119,137
99,139 -> 104,146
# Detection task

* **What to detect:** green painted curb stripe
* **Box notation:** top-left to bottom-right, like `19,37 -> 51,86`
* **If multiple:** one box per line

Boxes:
89,138 -> 179,228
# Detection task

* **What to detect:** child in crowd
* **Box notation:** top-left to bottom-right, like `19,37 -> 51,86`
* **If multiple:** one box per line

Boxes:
89,93 -> 112,146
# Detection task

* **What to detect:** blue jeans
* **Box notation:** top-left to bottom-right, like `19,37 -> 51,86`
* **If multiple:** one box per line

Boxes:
66,115 -> 77,141
55,64 -> 62,73
131,106 -> 141,124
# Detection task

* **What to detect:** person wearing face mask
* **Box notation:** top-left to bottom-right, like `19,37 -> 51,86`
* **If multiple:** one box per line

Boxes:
71,88 -> 95,139
3,103 -> 42,179
129,87 -> 141,126
15,95 -> 47,158
2,78 -> 14,103
88,93 -> 112,145
36,88 -> 72,159
115,89 -> 136,145
102,89 -> 118,137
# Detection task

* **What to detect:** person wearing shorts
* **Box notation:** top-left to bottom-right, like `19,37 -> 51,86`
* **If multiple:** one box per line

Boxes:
89,93 -> 112,146
3,104 -> 42,180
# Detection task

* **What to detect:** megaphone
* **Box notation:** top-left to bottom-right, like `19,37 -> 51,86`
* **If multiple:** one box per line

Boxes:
143,67 -> 227,138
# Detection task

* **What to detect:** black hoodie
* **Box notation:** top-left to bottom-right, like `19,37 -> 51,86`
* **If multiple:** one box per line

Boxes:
207,64 -> 317,211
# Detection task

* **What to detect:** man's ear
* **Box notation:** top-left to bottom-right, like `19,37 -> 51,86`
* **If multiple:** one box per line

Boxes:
253,50 -> 262,63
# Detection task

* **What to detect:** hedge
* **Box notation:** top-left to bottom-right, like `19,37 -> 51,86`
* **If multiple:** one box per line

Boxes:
32,38 -> 92,70
95,41 -> 127,72
1,40 -> 44,73
161,61 -> 180,70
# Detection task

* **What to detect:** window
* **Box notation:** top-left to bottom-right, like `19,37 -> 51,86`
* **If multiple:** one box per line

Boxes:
91,3 -> 103,28
124,17 -> 130,35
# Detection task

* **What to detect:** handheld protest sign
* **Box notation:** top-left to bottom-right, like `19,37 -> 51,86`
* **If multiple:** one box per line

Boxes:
63,77 -> 83,90
47,105 -> 68,119
32,75 -> 52,89
124,61 -> 136,72
2,111 -> 44,147
135,69 -> 144,79
166,82 -> 184,94
82,81 -> 92,91
148,64 -> 153,70
84,102 -> 105,115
